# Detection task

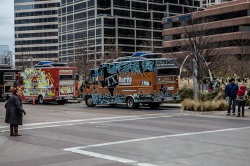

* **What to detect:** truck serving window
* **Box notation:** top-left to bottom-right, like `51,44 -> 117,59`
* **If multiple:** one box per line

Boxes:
157,68 -> 179,76
60,75 -> 79,80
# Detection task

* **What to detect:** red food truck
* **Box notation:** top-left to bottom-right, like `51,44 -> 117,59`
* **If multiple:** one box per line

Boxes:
17,61 -> 78,104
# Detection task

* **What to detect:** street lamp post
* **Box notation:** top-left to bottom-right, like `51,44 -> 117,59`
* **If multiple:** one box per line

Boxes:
192,59 -> 198,100
30,56 -> 33,68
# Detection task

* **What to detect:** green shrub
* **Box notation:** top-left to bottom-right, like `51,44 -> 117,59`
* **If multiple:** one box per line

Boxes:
201,88 -> 225,101
179,88 -> 193,100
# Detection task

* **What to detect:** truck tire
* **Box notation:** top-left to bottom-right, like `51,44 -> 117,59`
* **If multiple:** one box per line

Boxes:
85,96 -> 96,107
148,102 -> 160,108
38,95 -> 44,104
126,97 -> 139,109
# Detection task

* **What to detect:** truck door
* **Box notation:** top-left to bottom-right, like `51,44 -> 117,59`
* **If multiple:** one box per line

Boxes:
157,67 -> 179,98
59,70 -> 78,97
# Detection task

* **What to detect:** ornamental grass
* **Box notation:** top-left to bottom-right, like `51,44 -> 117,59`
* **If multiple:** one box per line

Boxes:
181,99 -> 227,112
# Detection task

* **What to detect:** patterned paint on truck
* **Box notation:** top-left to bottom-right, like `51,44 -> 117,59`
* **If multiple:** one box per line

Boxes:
83,58 -> 180,108
19,68 -> 55,99
17,65 -> 78,104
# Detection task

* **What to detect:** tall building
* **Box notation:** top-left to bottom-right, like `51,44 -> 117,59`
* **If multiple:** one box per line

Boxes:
14,0 -> 60,68
59,0 -> 202,64
201,0 -> 233,8
162,0 -> 250,57
0,45 -> 14,66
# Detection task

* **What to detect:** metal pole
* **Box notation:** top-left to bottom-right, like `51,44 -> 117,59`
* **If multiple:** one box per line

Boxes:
192,59 -> 198,100
179,53 -> 192,86
94,51 -> 97,69
31,57 -> 33,68
179,53 -> 192,77
73,70 -> 76,103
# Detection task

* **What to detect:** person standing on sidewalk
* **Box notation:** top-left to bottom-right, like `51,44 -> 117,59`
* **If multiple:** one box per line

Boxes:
236,84 -> 247,117
225,78 -> 238,116
225,79 -> 232,104
5,88 -> 26,136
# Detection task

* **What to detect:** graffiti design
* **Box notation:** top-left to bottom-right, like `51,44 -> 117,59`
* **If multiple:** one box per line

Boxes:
20,68 -> 55,97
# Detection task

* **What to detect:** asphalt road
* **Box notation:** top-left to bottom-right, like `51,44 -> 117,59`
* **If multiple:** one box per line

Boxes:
0,102 -> 250,166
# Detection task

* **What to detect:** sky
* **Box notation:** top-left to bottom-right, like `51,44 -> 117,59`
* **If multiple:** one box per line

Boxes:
0,0 -> 14,52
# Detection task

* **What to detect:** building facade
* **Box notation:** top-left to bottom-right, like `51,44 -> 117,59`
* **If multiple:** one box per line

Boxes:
0,45 -> 14,66
162,0 -> 250,58
201,0 -> 232,8
14,0 -> 60,67
59,0 -> 202,64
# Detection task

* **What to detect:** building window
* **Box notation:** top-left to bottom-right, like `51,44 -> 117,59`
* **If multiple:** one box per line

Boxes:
67,5 -> 73,14
88,30 -> 95,38
74,2 -> 86,12
88,19 -> 95,28
88,0 -> 95,8
88,10 -> 95,18
96,28 -> 102,37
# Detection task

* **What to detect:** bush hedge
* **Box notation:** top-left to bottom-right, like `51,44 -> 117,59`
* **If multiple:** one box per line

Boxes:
181,99 -> 227,112
179,88 -> 225,102
179,88 -> 194,100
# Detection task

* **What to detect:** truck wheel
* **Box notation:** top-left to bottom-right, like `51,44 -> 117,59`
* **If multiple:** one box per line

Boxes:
85,96 -> 96,107
126,97 -> 138,109
148,102 -> 160,108
38,95 -> 44,104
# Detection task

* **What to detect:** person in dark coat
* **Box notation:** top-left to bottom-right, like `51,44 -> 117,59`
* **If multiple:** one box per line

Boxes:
225,78 -> 239,116
5,88 -> 26,136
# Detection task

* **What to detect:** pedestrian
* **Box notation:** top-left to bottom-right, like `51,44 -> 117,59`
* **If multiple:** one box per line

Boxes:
248,88 -> 250,109
5,88 -> 26,136
225,79 -> 232,104
236,84 -> 247,117
213,80 -> 220,90
208,82 -> 213,92
225,78 -> 239,116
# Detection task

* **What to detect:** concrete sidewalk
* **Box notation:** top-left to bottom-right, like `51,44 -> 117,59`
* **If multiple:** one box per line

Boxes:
0,135 -> 8,146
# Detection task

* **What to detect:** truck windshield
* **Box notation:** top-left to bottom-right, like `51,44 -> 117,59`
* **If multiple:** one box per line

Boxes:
157,68 -> 179,76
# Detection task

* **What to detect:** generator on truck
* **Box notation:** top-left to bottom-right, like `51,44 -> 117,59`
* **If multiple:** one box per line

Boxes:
17,61 -> 78,104
0,64 -> 19,101
82,53 -> 181,108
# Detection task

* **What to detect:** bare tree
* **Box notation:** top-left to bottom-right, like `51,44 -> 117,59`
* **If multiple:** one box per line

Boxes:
73,34 -> 94,81
173,17 -> 223,99
15,45 -> 32,71
103,39 -> 123,62
138,32 -> 155,52
231,30 -> 250,79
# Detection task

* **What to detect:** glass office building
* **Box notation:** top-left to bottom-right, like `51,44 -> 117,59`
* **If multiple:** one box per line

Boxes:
0,45 -> 14,66
14,0 -> 60,67
201,0 -> 232,8
162,0 -> 250,57
59,0 -> 202,63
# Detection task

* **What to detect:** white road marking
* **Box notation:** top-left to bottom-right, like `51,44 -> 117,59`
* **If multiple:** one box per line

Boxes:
0,113 -> 164,128
64,148 -> 157,166
64,126 -> 250,166
64,126 -> 250,150
0,113 -> 178,131
87,115 -> 175,124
